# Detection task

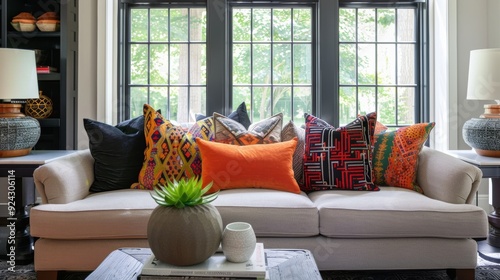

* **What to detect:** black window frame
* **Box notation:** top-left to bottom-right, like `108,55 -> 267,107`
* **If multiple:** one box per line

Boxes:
117,0 -> 429,127
338,0 -> 429,127
227,1 -> 318,122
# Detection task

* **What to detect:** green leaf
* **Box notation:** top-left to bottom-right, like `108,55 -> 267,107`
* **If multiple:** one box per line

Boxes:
150,178 -> 219,207
202,191 -> 219,204
200,181 -> 214,196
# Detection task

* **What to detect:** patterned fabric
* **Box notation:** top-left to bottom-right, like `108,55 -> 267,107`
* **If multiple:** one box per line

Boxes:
132,104 -> 208,190
183,117 -> 216,176
195,102 -> 251,129
359,114 -> 387,135
214,112 -> 283,145
372,122 -> 435,193
375,121 -> 388,135
281,121 -> 305,187
303,113 -> 379,192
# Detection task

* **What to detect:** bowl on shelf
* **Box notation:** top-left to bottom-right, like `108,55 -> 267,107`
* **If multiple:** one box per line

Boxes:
11,22 -> 36,32
11,12 -> 37,32
36,22 -> 60,32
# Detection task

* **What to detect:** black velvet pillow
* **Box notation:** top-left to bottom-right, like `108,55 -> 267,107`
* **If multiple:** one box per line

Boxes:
84,116 -> 145,192
195,102 -> 251,129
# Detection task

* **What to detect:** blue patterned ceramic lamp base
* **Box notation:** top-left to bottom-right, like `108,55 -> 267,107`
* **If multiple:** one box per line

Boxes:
463,118 -> 500,157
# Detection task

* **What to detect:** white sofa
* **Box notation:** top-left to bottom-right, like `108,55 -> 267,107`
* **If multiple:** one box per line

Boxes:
30,147 -> 488,280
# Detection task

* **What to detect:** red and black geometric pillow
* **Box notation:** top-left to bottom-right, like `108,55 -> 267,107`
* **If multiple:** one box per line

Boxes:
302,112 -> 379,192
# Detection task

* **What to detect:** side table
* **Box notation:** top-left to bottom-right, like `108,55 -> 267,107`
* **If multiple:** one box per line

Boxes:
0,150 -> 77,264
86,248 -> 322,280
446,149 -> 500,263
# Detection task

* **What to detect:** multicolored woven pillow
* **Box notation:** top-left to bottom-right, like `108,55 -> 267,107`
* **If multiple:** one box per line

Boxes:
372,122 -> 435,193
131,104 -> 210,190
195,102 -> 251,129
214,112 -> 283,145
303,112 -> 379,192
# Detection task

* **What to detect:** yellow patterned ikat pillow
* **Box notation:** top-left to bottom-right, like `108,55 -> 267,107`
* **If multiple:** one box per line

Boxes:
131,104 -> 210,190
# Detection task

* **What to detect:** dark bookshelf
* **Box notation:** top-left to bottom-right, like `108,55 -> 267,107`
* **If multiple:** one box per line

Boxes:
0,0 -> 78,150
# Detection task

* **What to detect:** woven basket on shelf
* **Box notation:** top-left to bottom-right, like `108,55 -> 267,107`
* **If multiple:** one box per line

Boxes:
25,91 -> 53,119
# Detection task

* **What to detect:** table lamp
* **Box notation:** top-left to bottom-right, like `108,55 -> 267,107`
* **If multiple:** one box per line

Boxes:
0,48 -> 41,157
463,48 -> 500,157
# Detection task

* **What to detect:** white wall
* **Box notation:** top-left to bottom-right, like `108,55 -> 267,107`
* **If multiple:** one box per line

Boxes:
456,0 -> 489,149
77,0 -> 98,149
77,0 -> 117,150
488,0 -> 500,46
453,0 -> 499,211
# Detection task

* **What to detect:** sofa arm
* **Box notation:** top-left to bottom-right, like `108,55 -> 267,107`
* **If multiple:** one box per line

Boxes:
417,147 -> 482,204
34,149 -> 94,204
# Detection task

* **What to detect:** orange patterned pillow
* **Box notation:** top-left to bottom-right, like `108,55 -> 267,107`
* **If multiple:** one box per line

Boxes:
197,138 -> 300,194
214,112 -> 282,145
375,121 -> 388,134
372,123 -> 435,193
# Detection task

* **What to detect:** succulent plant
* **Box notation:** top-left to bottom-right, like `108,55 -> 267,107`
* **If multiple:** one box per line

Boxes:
151,177 -> 218,209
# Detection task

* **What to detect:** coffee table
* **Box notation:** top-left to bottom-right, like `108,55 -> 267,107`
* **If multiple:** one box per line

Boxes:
86,247 -> 322,280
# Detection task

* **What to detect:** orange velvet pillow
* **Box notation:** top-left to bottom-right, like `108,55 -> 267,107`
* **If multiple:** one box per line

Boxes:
197,138 -> 300,194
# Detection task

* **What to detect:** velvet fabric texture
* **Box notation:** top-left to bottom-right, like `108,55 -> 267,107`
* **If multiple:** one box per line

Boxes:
84,116 -> 145,192
197,138 -> 300,194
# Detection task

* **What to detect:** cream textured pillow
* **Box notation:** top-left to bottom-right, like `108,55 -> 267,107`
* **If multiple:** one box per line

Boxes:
214,112 -> 283,145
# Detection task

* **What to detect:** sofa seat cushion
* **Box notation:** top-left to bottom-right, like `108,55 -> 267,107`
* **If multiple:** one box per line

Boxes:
212,189 -> 319,237
31,188 -> 319,240
309,187 -> 487,239
30,189 -> 157,240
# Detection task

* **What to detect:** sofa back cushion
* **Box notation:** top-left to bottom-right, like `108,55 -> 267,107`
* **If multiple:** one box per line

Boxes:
132,104 -> 210,190
372,122 -> 435,193
84,116 -> 145,192
197,138 -> 300,194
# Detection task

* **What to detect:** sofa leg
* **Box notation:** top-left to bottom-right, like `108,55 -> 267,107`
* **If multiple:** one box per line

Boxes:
446,268 -> 475,280
36,270 -> 58,280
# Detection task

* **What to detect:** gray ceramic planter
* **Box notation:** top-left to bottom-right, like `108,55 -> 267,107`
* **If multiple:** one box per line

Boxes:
147,203 -> 223,266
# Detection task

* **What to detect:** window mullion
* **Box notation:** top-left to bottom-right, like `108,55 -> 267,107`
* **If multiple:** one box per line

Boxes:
167,8 -> 171,120
147,8 -> 151,109
290,8 -> 294,121
187,8 -> 191,121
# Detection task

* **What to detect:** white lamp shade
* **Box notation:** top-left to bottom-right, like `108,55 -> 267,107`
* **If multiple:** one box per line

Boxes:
467,48 -> 500,101
0,48 -> 39,100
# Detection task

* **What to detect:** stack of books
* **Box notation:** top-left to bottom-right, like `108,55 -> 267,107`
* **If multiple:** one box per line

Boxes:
36,66 -> 57,74
139,243 -> 267,280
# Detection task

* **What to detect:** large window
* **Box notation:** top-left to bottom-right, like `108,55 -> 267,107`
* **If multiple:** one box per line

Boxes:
122,4 -> 207,122
230,6 -> 313,122
119,0 -> 428,127
338,3 -> 425,127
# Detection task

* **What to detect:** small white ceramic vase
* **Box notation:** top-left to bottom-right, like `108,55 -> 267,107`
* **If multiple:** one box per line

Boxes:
221,222 -> 256,263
